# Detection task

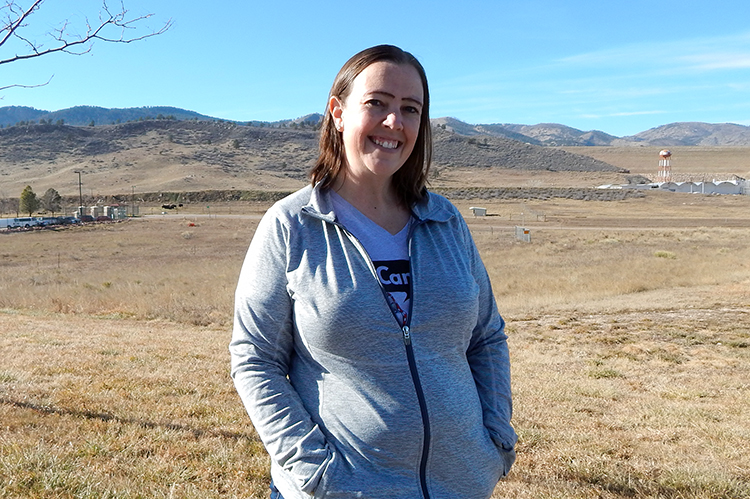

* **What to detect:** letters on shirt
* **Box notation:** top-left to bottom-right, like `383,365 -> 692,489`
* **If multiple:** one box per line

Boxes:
373,259 -> 411,299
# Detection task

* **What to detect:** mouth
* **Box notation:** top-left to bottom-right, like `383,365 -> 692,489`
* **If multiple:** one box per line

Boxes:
371,136 -> 401,150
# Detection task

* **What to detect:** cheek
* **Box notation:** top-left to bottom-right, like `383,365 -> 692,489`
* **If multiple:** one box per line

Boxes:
343,115 -> 371,140
406,120 -> 421,144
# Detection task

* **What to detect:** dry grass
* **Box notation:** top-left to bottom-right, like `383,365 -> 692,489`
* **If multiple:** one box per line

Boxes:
498,307 -> 750,499
0,213 -> 263,327
0,314 -> 269,499
475,224 -> 750,316
2,191 -> 750,498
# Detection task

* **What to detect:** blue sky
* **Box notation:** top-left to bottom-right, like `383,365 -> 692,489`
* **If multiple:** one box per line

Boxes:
2,0 -> 750,137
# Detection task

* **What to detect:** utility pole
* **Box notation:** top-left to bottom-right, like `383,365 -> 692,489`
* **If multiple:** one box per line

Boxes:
74,171 -> 83,217
131,185 -> 135,217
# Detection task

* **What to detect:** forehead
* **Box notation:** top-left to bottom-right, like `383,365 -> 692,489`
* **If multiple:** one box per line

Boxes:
348,61 -> 424,103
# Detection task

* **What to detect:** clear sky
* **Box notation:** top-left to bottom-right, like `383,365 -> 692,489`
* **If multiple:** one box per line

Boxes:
3,0 -> 750,137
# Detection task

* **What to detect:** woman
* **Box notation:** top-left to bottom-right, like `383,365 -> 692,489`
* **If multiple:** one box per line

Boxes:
230,45 -> 516,499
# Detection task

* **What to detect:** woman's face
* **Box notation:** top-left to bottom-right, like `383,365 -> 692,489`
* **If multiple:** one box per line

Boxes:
330,61 -> 424,186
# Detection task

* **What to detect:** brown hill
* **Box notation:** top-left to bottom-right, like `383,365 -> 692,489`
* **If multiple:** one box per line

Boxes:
0,120 -> 623,197
431,127 -> 620,171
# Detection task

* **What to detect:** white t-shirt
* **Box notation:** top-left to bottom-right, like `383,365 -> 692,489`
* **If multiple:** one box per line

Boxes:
330,191 -> 412,326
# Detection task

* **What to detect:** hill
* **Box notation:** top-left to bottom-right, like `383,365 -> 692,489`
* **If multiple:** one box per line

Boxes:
496,123 -> 618,146
623,122 -> 750,146
434,118 -> 750,147
0,105 -> 217,127
0,106 -> 324,129
0,119 -> 623,197
431,127 -> 619,171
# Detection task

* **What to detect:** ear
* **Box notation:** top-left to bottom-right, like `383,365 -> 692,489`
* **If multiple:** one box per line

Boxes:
329,95 -> 344,131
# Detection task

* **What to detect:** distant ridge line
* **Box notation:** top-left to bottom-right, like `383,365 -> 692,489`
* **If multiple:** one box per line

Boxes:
2,105 -> 750,147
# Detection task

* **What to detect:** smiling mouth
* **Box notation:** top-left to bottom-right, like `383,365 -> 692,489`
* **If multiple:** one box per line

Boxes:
371,137 -> 401,150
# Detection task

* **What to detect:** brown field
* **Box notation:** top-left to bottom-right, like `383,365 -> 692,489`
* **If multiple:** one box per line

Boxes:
2,156 -> 750,498
561,146 -> 750,178
429,146 -> 750,190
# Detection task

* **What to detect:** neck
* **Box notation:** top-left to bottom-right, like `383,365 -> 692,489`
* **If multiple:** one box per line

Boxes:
334,176 -> 410,235
336,176 -> 397,208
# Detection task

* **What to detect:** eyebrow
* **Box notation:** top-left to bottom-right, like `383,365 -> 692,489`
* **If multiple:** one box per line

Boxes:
368,91 -> 423,107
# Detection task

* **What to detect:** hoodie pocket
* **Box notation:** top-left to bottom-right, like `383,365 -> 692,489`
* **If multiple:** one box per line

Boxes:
311,451 -> 365,499
497,444 -> 516,479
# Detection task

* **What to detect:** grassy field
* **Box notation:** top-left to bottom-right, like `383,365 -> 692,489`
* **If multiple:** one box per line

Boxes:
2,190 -> 750,498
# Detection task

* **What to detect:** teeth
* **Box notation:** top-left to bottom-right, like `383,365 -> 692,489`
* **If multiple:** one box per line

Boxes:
373,137 -> 399,149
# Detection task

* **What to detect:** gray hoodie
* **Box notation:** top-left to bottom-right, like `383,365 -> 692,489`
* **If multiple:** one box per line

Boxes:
230,184 -> 516,499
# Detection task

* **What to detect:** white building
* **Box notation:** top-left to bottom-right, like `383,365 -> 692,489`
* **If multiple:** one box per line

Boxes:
614,178 -> 749,195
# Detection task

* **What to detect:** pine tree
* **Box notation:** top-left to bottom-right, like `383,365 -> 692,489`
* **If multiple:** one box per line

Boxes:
20,186 -> 40,216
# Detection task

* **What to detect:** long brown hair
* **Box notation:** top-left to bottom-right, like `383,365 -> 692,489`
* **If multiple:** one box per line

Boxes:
310,45 -> 432,207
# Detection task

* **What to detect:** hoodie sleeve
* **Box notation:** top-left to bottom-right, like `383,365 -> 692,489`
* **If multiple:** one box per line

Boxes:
229,206 -> 331,494
459,214 -> 518,451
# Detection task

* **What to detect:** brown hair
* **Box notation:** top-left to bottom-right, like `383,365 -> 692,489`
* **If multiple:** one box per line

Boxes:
310,45 -> 432,207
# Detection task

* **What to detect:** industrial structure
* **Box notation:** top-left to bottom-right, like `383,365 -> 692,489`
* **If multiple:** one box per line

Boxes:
656,150 -> 672,182
601,150 -> 750,195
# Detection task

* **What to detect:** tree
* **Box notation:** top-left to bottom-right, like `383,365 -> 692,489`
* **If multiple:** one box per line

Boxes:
1,1 -> 171,91
19,185 -> 39,216
40,187 -> 61,214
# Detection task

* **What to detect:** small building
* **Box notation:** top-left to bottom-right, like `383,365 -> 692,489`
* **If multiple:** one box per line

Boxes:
103,205 -> 128,220
657,180 -> 743,195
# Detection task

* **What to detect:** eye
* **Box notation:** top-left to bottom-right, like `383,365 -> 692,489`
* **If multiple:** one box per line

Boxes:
403,105 -> 421,115
365,99 -> 384,108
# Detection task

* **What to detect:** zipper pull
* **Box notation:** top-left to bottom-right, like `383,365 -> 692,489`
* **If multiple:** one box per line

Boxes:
402,326 -> 411,346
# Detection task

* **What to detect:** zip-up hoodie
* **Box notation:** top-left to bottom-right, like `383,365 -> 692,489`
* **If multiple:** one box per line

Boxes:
230,184 -> 517,499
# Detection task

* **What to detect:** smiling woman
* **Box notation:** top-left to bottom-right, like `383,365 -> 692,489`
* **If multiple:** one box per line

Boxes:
329,61 -> 424,230
230,45 -> 516,499
311,45 -> 433,210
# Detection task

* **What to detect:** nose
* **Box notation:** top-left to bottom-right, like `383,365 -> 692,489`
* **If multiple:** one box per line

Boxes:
383,111 -> 403,130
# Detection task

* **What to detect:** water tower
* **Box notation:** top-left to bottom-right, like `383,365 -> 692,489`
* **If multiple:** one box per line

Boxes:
657,149 -> 672,182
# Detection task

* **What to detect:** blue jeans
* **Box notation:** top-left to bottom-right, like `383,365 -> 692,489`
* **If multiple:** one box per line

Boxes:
269,481 -> 285,499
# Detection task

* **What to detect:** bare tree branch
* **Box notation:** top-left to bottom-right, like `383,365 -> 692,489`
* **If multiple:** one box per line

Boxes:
0,0 -> 171,66
0,0 -> 43,50
0,73 -> 52,91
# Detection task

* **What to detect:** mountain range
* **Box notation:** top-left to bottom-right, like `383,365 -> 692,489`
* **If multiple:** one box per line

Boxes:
3,105 -> 750,147
431,117 -> 750,147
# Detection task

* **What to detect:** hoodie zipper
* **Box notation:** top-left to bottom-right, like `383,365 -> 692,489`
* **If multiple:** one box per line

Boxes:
402,221 -> 431,499
337,219 -> 432,499
401,323 -> 432,499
